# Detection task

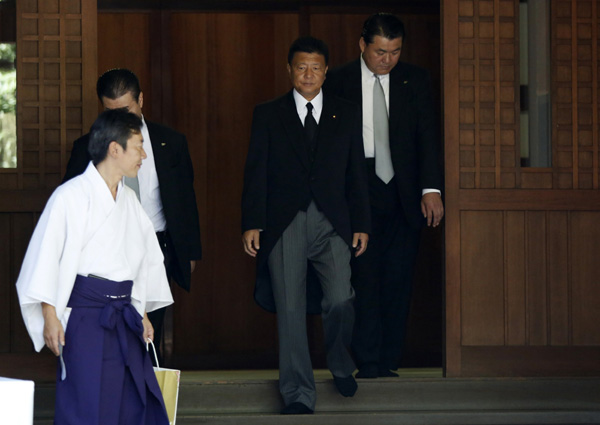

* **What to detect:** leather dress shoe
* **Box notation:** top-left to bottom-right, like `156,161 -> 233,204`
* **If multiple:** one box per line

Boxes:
333,375 -> 358,397
280,402 -> 313,415
355,364 -> 378,379
378,368 -> 399,378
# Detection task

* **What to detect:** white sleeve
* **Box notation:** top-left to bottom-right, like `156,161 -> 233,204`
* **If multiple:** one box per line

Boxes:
15,190 -> 83,352
130,200 -> 173,315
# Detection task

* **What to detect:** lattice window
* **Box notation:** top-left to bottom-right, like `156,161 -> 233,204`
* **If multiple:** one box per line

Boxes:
4,0 -> 94,190
458,0 -> 520,189
458,0 -> 600,189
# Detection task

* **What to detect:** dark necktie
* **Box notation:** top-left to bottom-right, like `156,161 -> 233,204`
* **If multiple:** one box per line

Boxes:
304,102 -> 317,147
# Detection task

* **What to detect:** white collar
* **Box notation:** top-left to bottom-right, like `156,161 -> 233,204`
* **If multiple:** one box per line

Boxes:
292,88 -> 323,116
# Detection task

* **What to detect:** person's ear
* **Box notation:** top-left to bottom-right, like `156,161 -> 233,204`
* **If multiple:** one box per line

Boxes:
108,141 -> 120,157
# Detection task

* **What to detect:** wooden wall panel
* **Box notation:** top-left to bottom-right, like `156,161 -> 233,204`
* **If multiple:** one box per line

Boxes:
525,211 -> 548,346
546,212 -> 569,345
570,211 -> 600,345
97,13 -> 156,121
505,211 -> 525,345
165,12 -> 300,366
446,0 -> 600,376
460,211 -> 505,346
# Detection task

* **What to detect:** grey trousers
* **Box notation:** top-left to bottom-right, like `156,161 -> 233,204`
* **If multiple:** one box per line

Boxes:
268,201 -> 356,410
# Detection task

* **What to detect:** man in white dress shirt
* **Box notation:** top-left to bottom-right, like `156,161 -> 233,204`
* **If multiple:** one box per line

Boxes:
325,13 -> 445,378
63,69 -> 202,364
242,36 -> 371,414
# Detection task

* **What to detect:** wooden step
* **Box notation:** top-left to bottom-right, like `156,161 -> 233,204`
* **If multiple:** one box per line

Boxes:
33,369 -> 600,425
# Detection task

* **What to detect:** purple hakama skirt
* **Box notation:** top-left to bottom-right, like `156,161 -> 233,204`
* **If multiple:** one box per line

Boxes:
54,275 -> 169,425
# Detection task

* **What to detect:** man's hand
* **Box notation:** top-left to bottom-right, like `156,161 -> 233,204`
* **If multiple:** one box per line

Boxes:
42,303 -> 64,357
352,232 -> 369,257
190,260 -> 196,273
242,229 -> 261,257
143,312 -> 154,342
421,192 -> 444,227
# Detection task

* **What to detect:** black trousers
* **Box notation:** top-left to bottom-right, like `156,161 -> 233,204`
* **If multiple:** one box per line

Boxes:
351,160 -> 422,371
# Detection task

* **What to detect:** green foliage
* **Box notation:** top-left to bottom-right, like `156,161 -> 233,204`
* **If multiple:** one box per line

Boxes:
0,43 -> 16,114
0,71 -> 16,113
0,44 -> 17,167
0,43 -> 16,63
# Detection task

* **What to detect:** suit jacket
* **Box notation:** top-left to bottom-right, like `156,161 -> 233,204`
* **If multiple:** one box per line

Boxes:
241,90 -> 371,313
62,120 -> 202,292
325,59 -> 444,229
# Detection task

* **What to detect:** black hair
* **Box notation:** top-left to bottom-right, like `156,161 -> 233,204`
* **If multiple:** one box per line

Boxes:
361,13 -> 405,44
88,108 -> 143,165
287,36 -> 329,65
96,68 -> 141,102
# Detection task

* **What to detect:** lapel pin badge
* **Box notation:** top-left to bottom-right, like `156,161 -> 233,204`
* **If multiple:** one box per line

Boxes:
161,142 -> 166,146
404,80 -> 408,84
333,115 -> 336,119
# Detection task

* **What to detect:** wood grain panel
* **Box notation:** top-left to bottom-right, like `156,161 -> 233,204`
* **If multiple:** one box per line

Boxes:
504,211 -> 526,345
460,211 -> 505,346
570,211 -> 600,345
167,12 -> 299,357
461,346 -> 600,376
525,211 -> 548,345
97,13 -> 154,120
443,0 -> 462,376
546,212 -> 570,345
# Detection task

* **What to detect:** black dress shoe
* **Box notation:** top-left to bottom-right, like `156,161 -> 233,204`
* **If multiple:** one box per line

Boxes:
378,368 -> 399,378
280,402 -> 313,415
355,364 -> 378,379
333,375 -> 358,397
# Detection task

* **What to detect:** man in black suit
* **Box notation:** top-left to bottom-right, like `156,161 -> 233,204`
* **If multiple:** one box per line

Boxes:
325,13 -> 444,378
241,37 -> 370,415
63,69 -> 202,362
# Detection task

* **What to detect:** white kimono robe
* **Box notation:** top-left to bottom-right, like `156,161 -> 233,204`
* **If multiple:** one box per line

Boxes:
16,162 -> 173,352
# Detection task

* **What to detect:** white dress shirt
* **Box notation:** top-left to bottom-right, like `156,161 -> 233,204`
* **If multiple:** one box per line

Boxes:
359,56 -> 440,196
293,89 -> 323,124
137,116 -> 167,232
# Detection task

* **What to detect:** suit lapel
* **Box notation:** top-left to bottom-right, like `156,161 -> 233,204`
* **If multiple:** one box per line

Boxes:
388,64 -> 410,137
279,91 -> 310,169
310,94 -> 341,172
146,120 -> 167,179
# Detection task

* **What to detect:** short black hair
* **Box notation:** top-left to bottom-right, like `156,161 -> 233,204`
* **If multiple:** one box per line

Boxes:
287,36 -> 329,65
96,68 -> 142,102
361,13 -> 405,45
88,108 -> 143,165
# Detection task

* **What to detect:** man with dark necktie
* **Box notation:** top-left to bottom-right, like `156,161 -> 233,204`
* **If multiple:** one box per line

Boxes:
241,36 -> 371,414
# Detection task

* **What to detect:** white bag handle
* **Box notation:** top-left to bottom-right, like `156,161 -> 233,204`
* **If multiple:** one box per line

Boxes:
146,338 -> 160,369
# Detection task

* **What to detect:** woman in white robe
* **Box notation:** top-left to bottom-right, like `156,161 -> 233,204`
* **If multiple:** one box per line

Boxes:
16,109 -> 173,425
